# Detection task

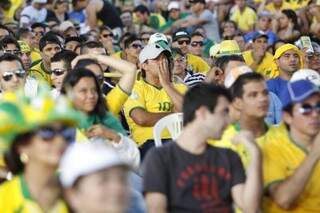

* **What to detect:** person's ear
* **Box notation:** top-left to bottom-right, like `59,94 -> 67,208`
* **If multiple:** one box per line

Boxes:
283,110 -> 293,126
233,97 -> 243,110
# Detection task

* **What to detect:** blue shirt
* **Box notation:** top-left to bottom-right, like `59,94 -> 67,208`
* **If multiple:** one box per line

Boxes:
68,10 -> 86,23
267,77 -> 288,100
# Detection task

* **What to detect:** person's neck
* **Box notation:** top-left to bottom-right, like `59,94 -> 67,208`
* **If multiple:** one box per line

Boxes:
145,75 -> 161,88
43,60 -> 51,71
177,70 -> 187,80
239,115 -> 267,138
176,122 -> 209,155
55,10 -> 64,16
195,8 -> 204,16
290,127 -> 314,151
239,6 -> 246,12
126,54 -> 138,65
24,162 -> 60,205
279,70 -> 292,80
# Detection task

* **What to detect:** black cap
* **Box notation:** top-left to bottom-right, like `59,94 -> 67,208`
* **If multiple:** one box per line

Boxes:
172,29 -> 190,42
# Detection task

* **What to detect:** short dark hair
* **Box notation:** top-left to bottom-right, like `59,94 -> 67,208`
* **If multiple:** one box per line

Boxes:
73,58 -> 103,73
124,34 -> 140,49
0,24 -> 14,36
191,32 -> 205,39
31,22 -> 47,31
65,36 -> 83,45
0,36 -> 20,50
80,41 -> 104,54
230,72 -> 265,99
134,5 -> 150,15
61,68 -> 108,117
183,83 -> 231,126
51,50 -> 78,71
17,28 -> 31,40
39,33 -> 62,51
214,55 -> 244,72
0,53 -> 23,68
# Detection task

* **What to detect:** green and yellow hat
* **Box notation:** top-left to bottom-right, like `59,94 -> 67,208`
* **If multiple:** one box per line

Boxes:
18,40 -> 31,53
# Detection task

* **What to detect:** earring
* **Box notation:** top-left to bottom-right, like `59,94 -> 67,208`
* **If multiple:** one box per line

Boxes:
20,153 -> 29,163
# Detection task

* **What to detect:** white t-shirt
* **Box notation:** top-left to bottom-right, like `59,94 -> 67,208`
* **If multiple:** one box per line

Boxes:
20,5 -> 47,27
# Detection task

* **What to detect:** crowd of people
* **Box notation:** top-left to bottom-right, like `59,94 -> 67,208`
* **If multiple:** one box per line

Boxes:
0,0 -> 319,212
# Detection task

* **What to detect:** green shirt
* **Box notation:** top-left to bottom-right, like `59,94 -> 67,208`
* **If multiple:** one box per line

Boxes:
159,12 -> 190,33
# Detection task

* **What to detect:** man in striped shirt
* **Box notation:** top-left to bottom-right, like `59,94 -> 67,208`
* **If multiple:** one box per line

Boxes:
172,48 -> 205,87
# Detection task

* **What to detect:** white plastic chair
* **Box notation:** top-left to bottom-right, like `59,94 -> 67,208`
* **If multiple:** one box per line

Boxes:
153,113 -> 183,147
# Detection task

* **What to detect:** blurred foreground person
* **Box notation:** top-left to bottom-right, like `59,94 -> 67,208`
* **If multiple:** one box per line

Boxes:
0,89 -> 84,212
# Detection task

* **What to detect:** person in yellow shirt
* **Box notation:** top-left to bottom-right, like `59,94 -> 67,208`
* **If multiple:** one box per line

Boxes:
230,0 -> 257,33
172,29 -> 210,74
29,33 -> 62,85
264,0 -> 292,14
2,0 -> 23,23
263,80 -> 320,213
210,72 -> 272,167
243,32 -> 278,78
123,43 -> 187,159
0,89 -> 84,213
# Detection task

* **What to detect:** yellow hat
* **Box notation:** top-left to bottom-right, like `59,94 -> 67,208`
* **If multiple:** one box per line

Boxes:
18,40 -> 31,53
273,43 -> 300,60
209,40 -> 242,58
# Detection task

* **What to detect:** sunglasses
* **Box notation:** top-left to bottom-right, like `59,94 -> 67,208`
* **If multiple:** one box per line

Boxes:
191,41 -> 204,47
177,40 -> 190,45
4,49 -> 22,56
2,69 -> 26,81
298,102 -> 320,116
130,43 -> 143,49
102,33 -> 114,38
37,126 -> 76,143
51,68 -> 67,76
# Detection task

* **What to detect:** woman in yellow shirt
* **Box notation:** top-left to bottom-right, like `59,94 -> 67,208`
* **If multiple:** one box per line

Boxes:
0,90 -> 84,213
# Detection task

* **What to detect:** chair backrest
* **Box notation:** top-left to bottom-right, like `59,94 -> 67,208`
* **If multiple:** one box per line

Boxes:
153,113 -> 183,147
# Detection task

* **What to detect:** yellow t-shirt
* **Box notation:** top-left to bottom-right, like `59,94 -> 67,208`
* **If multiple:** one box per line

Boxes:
265,2 -> 293,14
186,54 -> 210,74
3,0 -> 23,22
243,50 -> 278,79
28,61 -> 52,85
31,49 -> 42,63
123,80 -> 187,146
106,84 -> 129,116
0,175 -> 68,213
285,0 -> 310,10
230,7 -> 257,33
263,124 -> 320,213
112,51 -> 122,60
208,122 -> 283,168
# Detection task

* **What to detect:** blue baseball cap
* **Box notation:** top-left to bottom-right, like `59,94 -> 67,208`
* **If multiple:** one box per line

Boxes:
280,80 -> 320,109
252,31 -> 268,41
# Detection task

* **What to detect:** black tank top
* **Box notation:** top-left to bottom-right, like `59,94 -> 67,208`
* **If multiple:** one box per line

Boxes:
97,0 -> 123,29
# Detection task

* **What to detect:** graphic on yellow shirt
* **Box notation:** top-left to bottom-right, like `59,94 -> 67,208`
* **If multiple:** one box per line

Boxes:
0,175 -> 68,213
123,80 -> 187,146
262,124 -> 320,213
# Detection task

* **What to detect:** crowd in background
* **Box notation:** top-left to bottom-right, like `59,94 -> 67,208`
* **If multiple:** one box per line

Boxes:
0,0 -> 319,212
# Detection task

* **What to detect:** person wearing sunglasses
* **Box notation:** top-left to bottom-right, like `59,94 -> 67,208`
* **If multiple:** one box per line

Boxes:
189,32 -> 206,59
0,90 -> 84,212
29,33 -> 62,85
0,35 -> 22,57
262,80 -> 320,212
61,68 -> 140,170
172,29 -> 210,75
99,26 -> 118,56
50,50 -> 78,99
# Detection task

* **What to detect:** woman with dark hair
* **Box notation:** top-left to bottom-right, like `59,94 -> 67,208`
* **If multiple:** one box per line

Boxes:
61,68 -> 140,170
272,9 -> 300,42
222,20 -> 238,40
0,92 -> 83,212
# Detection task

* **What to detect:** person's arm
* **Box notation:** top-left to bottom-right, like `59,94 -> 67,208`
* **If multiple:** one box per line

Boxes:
231,131 -> 263,213
85,0 -> 102,30
94,54 -> 137,94
130,108 -> 171,127
145,193 -> 168,213
267,134 -> 320,210
158,58 -> 184,112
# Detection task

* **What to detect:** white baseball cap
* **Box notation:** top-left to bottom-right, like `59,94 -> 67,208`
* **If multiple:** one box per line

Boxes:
148,33 -> 168,45
224,65 -> 253,88
59,21 -> 75,32
168,1 -> 180,11
291,69 -> 320,87
139,43 -> 171,64
59,141 -> 130,188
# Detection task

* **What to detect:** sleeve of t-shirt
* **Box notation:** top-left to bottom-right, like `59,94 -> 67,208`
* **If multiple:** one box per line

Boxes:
123,85 -> 146,118
149,16 -> 160,30
142,148 -> 168,195
229,150 -> 246,187
106,84 -> 129,116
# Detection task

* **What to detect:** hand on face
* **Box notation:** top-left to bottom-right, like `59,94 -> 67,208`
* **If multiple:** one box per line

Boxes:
158,57 -> 171,86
